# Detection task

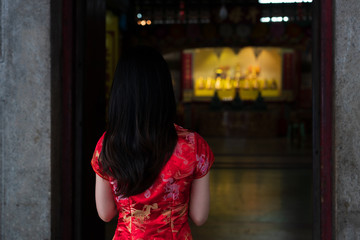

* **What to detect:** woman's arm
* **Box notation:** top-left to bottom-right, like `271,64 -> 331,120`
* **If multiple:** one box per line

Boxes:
189,172 -> 210,226
95,174 -> 118,222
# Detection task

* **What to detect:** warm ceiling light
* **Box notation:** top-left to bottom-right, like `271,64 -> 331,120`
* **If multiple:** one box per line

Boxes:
260,16 -> 290,23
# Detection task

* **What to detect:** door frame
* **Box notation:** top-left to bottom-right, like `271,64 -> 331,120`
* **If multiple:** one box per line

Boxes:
313,0 -> 333,239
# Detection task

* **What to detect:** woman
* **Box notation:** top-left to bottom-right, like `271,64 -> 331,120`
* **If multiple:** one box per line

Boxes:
91,46 -> 214,239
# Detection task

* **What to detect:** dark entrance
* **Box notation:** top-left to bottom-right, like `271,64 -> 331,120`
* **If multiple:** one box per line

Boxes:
55,0 -> 334,239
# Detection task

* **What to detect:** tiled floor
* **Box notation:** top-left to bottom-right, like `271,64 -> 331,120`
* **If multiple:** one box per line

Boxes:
190,168 -> 312,240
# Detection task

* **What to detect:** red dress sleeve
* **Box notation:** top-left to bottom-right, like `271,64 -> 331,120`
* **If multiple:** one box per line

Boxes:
90,132 -> 110,180
193,133 -> 214,179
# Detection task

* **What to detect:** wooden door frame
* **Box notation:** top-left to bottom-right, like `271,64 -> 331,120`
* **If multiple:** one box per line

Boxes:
319,0 -> 333,238
313,0 -> 333,239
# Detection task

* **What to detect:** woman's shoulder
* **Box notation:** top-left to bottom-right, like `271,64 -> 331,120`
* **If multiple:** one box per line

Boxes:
172,124 -> 214,179
175,124 -> 208,145
91,132 -> 109,180
174,124 -> 197,144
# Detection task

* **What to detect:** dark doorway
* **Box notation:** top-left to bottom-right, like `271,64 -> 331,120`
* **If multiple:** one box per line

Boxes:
57,0 -> 334,239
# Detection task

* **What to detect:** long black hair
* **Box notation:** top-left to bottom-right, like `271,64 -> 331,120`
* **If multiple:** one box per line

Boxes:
100,46 -> 178,197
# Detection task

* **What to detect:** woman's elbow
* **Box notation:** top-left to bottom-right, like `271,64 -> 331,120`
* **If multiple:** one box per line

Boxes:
190,213 -> 208,226
97,206 -> 117,222
98,212 -> 116,222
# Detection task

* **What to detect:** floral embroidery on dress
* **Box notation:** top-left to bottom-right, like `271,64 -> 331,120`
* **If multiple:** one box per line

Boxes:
144,189 -> 151,198
109,179 -> 126,201
185,132 -> 195,145
161,175 -> 180,200
163,180 -> 180,201
196,153 -> 210,176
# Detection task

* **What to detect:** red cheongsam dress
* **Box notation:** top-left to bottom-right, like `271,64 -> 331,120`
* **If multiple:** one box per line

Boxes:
91,124 -> 214,240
